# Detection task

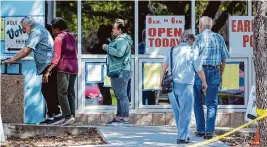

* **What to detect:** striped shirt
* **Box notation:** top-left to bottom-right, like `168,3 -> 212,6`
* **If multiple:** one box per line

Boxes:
25,24 -> 54,75
194,29 -> 230,66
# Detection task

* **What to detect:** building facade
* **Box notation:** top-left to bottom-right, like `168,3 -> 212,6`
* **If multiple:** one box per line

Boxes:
1,1 -> 257,127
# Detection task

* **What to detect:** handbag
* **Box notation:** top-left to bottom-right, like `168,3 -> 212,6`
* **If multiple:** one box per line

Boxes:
161,46 -> 174,94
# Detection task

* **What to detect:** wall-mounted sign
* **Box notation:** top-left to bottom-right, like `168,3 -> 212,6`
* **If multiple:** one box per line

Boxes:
5,17 -> 28,53
4,16 -> 45,53
145,16 -> 185,55
229,16 -> 254,56
1,18 -> 4,40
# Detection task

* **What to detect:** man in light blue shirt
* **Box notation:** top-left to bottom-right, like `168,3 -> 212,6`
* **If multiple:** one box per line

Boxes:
160,29 -> 207,144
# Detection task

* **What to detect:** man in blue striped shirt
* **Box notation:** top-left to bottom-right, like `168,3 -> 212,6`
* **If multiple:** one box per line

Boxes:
193,16 -> 230,139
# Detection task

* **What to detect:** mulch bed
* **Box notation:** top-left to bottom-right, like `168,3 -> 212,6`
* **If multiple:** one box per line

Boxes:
1,128 -> 106,147
215,130 -> 259,147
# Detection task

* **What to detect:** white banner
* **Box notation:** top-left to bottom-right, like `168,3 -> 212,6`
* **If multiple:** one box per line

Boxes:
229,16 -> 254,56
245,86 -> 257,122
145,16 -> 185,55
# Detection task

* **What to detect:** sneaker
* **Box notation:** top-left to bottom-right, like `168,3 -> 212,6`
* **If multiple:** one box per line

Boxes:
195,131 -> 205,137
60,117 -> 76,126
39,118 -> 54,125
203,133 -> 213,140
47,116 -> 64,125
120,120 -> 131,126
50,117 -> 65,125
177,138 -> 190,144
106,119 -> 122,126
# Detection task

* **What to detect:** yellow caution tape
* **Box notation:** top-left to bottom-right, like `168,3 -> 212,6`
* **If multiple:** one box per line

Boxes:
188,112 -> 267,147
256,108 -> 267,116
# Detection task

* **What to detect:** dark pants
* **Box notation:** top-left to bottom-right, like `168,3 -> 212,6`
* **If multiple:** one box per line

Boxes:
57,72 -> 77,118
98,82 -> 112,105
111,71 -> 131,117
41,67 -> 61,117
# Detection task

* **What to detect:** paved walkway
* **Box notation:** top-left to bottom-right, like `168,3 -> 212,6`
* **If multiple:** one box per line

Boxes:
98,126 -> 228,147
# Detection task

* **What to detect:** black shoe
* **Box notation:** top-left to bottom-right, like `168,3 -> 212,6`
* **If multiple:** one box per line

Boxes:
47,116 -> 64,125
203,133 -> 213,139
177,138 -> 190,144
39,118 -> 54,125
195,131 -> 205,137
107,119 -> 122,125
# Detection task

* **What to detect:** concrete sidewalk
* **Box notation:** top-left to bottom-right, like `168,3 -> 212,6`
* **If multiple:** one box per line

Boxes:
98,125 -> 228,147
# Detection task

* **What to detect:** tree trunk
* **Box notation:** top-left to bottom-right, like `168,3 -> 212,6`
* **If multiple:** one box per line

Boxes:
212,1 -> 238,32
202,1 -> 221,19
253,1 -> 267,147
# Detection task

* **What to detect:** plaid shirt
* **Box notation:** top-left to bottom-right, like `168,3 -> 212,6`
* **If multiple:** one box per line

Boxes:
194,29 -> 230,66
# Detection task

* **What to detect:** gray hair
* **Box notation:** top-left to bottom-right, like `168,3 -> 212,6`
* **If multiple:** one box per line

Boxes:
199,16 -> 212,28
180,29 -> 195,44
21,16 -> 36,27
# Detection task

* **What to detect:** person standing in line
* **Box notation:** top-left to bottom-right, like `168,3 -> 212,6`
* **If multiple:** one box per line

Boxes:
3,16 -> 62,124
102,20 -> 132,125
194,16 -> 230,139
160,30 -> 207,144
44,17 -> 78,126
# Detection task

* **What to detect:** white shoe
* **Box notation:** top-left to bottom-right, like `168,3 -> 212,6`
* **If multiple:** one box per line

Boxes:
50,117 -> 65,125
61,117 -> 75,126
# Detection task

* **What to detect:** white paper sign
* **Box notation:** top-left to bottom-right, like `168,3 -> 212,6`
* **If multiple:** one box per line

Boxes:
4,16 -> 45,53
86,64 -> 102,83
229,16 -> 254,56
145,16 -> 185,55
245,86 -> 257,122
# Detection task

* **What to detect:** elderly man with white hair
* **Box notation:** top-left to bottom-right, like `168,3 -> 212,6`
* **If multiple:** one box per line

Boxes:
160,29 -> 207,144
193,16 -> 230,139
3,16 -> 62,125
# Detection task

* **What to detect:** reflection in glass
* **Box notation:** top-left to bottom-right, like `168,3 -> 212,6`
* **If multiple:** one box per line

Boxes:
81,1 -> 135,54
84,63 -> 131,106
142,62 -> 170,105
201,62 -> 245,105
138,1 -> 191,55
56,1 -> 77,35
195,1 -> 247,47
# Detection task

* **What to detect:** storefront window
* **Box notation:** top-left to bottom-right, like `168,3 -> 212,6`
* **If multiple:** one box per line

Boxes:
141,62 -> 169,105
252,0 -> 256,16
56,1 -> 77,36
138,1 -> 191,55
81,1 -> 135,54
138,1 -> 191,106
195,1 -> 248,47
218,62 -> 245,105
84,61 -> 133,106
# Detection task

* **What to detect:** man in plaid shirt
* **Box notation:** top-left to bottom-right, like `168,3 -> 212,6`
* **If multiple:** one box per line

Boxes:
193,16 -> 230,139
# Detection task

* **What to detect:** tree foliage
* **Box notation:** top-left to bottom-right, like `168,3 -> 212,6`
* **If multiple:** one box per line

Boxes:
56,1 -> 248,53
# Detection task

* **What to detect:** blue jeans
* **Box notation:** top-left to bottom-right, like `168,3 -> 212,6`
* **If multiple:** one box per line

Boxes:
168,83 -> 193,140
111,71 -> 131,117
194,67 -> 220,134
